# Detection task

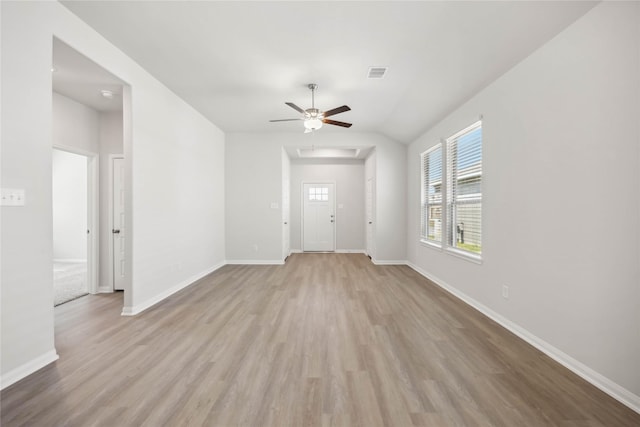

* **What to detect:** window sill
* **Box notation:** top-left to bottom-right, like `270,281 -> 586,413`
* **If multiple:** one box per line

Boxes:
419,239 -> 443,251
446,247 -> 482,265
419,240 -> 482,265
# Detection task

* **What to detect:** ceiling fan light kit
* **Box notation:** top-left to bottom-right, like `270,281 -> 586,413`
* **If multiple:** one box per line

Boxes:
304,118 -> 323,132
270,83 -> 352,133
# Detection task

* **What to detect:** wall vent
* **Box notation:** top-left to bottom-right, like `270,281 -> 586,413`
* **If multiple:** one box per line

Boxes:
367,66 -> 388,79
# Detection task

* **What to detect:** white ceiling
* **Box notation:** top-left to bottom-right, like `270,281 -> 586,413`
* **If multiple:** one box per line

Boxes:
53,38 -> 124,112
60,1 -> 597,143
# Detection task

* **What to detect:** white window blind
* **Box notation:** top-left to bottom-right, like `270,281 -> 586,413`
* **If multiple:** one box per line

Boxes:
421,144 -> 443,244
446,121 -> 482,256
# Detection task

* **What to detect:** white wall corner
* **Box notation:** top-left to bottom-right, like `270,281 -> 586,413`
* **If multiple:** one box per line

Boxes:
405,262 -> 640,415
0,350 -> 59,390
121,261 -> 226,316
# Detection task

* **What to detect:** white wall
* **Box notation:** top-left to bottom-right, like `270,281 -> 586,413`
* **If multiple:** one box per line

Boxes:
407,1 -> 640,405
52,150 -> 87,260
1,1 -> 226,387
52,92 -> 99,152
290,161 -> 365,252
225,132 -> 406,263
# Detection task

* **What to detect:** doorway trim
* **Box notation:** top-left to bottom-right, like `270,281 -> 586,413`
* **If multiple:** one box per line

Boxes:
106,154 -> 125,293
52,144 -> 99,294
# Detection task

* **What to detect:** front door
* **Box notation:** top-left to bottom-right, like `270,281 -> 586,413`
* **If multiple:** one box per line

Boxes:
112,157 -> 125,291
302,183 -> 335,252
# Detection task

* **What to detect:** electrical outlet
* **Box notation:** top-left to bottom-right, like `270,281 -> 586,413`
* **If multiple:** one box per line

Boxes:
502,285 -> 509,300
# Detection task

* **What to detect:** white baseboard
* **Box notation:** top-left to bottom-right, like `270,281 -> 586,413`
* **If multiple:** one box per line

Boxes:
53,258 -> 87,263
1,349 -> 59,390
97,286 -> 113,293
406,261 -> 640,415
290,249 -> 366,254
225,260 -> 285,265
371,258 -> 407,265
121,261 -> 226,316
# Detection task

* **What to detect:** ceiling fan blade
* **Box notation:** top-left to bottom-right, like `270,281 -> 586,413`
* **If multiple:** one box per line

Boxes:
270,118 -> 302,122
285,102 -> 305,114
323,119 -> 352,128
323,105 -> 350,118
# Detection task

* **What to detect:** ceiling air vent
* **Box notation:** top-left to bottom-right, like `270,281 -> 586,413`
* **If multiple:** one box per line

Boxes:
367,66 -> 388,79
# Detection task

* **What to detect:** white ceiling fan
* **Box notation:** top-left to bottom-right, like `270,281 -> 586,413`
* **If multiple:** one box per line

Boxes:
270,84 -> 352,133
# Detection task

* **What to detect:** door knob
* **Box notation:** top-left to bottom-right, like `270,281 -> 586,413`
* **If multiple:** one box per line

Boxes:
284,222 -> 288,225
368,221 -> 372,224
112,229 -> 121,234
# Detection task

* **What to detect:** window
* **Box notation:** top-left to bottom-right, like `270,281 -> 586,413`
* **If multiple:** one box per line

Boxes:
447,121 -> 482,256
420,144 -> 443,244
308,186 -> 328,201
420,120 -> 482,260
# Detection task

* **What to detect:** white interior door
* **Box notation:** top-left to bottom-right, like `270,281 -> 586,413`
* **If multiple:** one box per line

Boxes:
282,178 -> 290,260
366,177 -> 375,258
303,183 -> 335,252
112,157 -> 125,291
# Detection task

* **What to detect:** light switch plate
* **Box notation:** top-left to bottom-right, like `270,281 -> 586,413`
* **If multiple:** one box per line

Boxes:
1,188 -> 26,206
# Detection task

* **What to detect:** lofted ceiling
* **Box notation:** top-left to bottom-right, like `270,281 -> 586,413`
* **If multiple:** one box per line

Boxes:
60,1 -> 597,143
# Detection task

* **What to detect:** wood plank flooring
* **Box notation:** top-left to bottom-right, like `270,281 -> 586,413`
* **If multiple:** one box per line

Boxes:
2,253 -> 639,426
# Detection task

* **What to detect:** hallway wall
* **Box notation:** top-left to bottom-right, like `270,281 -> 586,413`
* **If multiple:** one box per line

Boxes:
1,1 -> 226,388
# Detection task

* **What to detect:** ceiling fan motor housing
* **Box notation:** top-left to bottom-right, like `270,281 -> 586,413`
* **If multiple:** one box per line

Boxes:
305,108 -> 322,119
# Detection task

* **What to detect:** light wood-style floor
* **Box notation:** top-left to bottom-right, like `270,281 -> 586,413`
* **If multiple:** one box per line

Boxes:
2,253 -> 639,426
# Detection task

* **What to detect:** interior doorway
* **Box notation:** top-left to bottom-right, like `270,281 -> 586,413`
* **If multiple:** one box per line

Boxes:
52,37 -> 129,305
52,148 -> 98,305
302,182 -> 336,251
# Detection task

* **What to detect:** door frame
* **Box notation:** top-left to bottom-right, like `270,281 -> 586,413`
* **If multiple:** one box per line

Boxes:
108,154 -> 125,291
282,178 -> 290,261
301,181 -> 337,252
366,177 -> 376,259
52,145 -> 99,295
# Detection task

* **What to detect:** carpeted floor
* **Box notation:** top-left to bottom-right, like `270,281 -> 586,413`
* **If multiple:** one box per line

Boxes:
53,261 -> 88,306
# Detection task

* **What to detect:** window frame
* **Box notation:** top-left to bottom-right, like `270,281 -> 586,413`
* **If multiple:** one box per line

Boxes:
445,120 -> 482,262
419,120 -> 483,263
420,143 -> 443,247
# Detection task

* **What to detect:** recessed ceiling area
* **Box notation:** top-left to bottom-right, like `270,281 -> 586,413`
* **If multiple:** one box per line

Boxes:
60,1 -> 597,143
284,146 -> 373,161
52,38 -> 124,112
